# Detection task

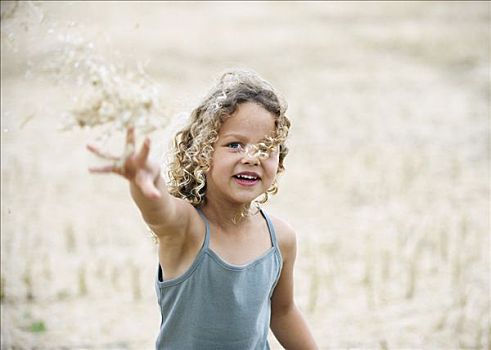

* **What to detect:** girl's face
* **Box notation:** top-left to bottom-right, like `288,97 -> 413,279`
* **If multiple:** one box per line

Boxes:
206,102 -> 279,207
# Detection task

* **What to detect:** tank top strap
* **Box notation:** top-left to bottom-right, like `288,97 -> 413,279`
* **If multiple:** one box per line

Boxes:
259,208 -> 279,248
196,207 -> 210,249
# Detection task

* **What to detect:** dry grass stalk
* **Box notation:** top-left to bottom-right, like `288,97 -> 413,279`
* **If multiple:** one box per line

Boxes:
78,265 -> 87,296
95,258 -> 107,280
405,244 -> 420,300
0,1 -> 19,20
363,236 -> 375,308
64,223 -> 76,253
111,265 -> 120,291
22,264 -> 34,301
56,289 -> 70,301
433,312 -> 447,331
451,249 -> 462,289
381,250 -> 391,282
131,264 -> 141,301
0,276 -> 5,301
439,227 -> 449,262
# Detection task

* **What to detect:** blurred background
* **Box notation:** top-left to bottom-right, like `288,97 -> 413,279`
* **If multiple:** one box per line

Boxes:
1,1 -> 489,349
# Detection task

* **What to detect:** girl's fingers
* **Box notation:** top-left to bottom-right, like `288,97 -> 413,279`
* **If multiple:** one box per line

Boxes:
86,144 -> 120,161
136,137 -> 151,163
88,164 -> 120,174
126,126 -> 136,149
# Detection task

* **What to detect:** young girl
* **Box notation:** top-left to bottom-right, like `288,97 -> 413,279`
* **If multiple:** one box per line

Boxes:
88,70 -> 318,349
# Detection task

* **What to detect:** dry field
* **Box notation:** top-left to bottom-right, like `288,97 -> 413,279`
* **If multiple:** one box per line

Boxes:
1,2 -> 489,349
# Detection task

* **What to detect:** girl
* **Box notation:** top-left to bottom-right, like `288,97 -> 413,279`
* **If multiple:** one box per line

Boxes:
88,70 -> 318,349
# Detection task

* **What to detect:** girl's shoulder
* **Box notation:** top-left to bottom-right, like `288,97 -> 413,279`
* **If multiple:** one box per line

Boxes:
265,213 -> 297,261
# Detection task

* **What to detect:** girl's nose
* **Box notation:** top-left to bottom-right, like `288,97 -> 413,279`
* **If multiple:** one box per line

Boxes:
241,145 -> 260,165
241,154 -> 260,166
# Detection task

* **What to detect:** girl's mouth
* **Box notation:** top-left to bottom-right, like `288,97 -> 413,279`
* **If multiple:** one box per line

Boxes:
233,173 -> 260,186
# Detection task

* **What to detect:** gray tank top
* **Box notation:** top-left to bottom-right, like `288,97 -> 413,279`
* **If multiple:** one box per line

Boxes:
155,208 -> 283,350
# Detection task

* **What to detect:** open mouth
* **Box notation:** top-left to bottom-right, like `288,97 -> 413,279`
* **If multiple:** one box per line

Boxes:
233,173 -> 260,186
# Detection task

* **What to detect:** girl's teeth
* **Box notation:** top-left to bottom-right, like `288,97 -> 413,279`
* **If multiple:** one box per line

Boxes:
236,175 -> 257,180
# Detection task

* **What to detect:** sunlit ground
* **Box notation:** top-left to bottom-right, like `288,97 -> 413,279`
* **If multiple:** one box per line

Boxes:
1,2 -> 489,349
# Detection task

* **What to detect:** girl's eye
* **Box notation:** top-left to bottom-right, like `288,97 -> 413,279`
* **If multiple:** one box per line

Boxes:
226,142 -> 242,150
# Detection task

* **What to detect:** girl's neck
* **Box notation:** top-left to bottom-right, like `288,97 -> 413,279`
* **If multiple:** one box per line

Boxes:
201,200 -> 256,231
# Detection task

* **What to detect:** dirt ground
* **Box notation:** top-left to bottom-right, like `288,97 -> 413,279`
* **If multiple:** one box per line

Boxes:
1,2 -> 489,349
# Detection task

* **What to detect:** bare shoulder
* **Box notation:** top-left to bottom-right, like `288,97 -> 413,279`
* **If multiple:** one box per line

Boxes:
153,197 -> 204,240
156,198 -> 206,256
267,213 -> 297,262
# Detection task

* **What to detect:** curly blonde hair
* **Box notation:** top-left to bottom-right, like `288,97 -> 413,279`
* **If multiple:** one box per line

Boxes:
167,69 -> 290,208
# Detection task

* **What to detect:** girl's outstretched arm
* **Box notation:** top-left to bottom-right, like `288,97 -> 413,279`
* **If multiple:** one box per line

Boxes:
87,127 -> 195,237
270,218 -> 318,349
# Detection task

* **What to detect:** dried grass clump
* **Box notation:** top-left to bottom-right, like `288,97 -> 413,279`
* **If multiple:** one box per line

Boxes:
3,1 -> 169,144
55,41 -> 169,139
65,61 -> 165,131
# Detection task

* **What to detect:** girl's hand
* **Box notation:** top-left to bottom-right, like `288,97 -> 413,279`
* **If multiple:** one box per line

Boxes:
87,127 -> 162,200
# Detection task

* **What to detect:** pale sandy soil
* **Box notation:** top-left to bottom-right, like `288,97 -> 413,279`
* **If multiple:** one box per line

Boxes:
1,2 -> 489,349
